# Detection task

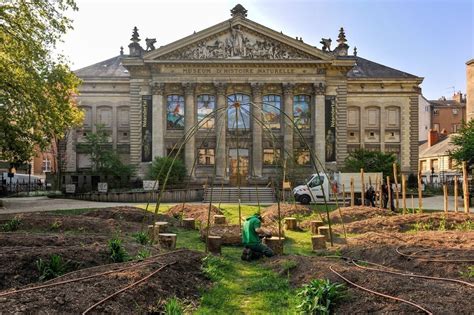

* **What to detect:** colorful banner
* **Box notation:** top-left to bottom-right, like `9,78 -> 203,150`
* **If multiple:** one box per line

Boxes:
325,97 -> 336,162
141,95 -> 152,162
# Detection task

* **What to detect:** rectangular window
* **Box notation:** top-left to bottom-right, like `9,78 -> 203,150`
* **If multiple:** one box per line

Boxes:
197,95 -> 215,129
42,158 -> 51,172
167,95 -> 185,130
431,159 -> 439,171
433,109 -> 439,116
294,149 -> 310,165
263,149 -> 280,165
198,149 -> 215,165
452,108 -> 459,115
293,95 -> 311,129
420,160 -> 427,171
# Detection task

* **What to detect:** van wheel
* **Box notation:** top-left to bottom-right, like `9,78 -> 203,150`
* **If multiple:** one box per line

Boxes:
300,195 -> 311,205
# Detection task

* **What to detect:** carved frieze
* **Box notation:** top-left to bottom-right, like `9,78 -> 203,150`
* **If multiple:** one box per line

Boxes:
282,83 -> 294,96
314,82 -> 326,95
250,82 -> 263,97
183,82 -> 196,95
151,82 -> 165,95
159,25 -> 314,60
214,82 -> 227,95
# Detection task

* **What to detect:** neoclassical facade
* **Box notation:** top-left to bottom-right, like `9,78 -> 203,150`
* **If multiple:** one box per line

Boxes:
68,5 -> 422,185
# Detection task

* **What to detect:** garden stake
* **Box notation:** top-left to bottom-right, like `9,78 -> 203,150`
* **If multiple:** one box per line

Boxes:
393,162 -> 400,210
387,176 -> 392,211
463,162 -> 469,213
443,184 -> 448,213
402,174 -> 406,214
360,168 -> 365,205
350,177 -> 354,207
418,168 -> 423,213
454,176 -> 458,212
342,183 -> 346,207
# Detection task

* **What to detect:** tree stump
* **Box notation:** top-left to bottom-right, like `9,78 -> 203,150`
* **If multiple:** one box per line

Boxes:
284,217 -> 298,231
147,225 -> 160,243
264,237 -> 285,255
213,215 -> 226,225
318,226 -> 330,241
207,235 -> 222,255
182,218 -> 195,230
310,220 -> 324,235
154,221 -> 169,233
158,233 -> 177,249
311,235 -> 327,250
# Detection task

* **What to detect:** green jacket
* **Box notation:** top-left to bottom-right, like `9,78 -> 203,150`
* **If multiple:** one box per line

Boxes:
242,215 -> 261,245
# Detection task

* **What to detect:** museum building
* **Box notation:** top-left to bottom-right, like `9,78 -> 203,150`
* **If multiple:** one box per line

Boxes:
66,4 -> 423,185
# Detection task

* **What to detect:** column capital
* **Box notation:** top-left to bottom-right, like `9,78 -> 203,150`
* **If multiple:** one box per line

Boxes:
314,82 -> 326,95
151,82 -> 165,95
213,82 -> 227,96
182,82 -> 196,96
250,82 -> 263,97
282,83 -> 294,96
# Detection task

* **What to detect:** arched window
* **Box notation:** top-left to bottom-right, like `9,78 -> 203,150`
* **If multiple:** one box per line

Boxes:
81,106 -> 92,129
228,93 -> 250,130
263,95 -> 281,129
197,94 -> 215,129
167,95 -> 185,130
293,95 -> 310,129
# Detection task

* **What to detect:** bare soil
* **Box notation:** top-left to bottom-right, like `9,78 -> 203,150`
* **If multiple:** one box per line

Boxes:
166,204 -> 222,225
262,203 -> 312,223
200,225 -> 241,245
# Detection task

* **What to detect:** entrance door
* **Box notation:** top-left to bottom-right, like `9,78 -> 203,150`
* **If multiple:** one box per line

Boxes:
229,149 -> 249,186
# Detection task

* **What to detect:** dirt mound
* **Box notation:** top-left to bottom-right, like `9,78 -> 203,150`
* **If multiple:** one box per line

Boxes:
0,249 -> 209,314
82,206 -> 174,225
341,212 -> 473,234
262,203 -> 312,222
268,232 -> 474,315
200,225 -> 241,245
329,206 -> 395,224
166,204 -> 223,225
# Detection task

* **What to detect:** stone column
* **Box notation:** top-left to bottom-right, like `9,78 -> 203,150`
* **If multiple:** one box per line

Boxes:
215,83 -> 227,180
251,83 -> 263,178
151,83 -> 165,158
314,83 -> 326,166
184,83 -> 196,178
283,83 -> 294,160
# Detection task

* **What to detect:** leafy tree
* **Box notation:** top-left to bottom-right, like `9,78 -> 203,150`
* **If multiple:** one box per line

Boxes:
450,119 -> 474,169
0,0 -> 83,162
149,156 -> 187,187
344,149 -> 398,178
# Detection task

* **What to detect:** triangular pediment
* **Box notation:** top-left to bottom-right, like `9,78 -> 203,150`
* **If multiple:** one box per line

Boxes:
145,17 -> 332,61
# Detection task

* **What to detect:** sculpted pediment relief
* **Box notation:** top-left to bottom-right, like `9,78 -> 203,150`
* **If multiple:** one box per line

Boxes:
155,25 -> 318,61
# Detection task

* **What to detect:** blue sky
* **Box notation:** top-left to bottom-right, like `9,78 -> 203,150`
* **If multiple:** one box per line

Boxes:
58,0 -> 473,100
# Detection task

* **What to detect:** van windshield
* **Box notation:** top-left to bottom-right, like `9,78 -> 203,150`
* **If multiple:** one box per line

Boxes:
308,175 -> 324,188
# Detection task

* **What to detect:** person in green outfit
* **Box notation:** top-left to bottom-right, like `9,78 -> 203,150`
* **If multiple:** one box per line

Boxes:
241,213 -> 274,261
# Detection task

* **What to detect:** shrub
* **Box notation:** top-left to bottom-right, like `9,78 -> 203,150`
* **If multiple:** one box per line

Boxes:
149,156 -> 187,187
108,238 -> 128,263
36,254 -> 68,281
2,217 -> 21,232
297,279 -> 346,314
133,231 -> 150,245
164,297 -> 183,315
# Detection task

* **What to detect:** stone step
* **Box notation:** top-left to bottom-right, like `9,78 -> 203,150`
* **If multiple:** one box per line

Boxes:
203,187 -> 275,203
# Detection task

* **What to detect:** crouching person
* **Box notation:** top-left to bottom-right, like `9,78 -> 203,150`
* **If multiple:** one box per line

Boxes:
241,213 -> 274,261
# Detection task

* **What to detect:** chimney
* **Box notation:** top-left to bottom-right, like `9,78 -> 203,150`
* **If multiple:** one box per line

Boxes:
428,129 -> 439,147
452,91 -> 463,103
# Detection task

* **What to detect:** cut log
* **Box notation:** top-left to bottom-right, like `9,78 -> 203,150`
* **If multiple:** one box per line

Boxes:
318,226 -> 330,241
182,218 -> 195,230
264,237 -> 285,255
310,220 -> 324,235
213,215 -> 226,225
158,233 -> 177,249
154,221 -> 169,233
147,225 -> 160,243
284,217 -> 298,231
311,235 -> 327,250
207,235 -> 222,255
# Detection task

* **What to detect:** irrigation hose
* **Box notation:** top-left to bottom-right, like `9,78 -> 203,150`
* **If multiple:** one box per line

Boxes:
396,246 -> 474,263
82,262 -> 176,314
0,250 -> 186,297
329,266 -> 433,315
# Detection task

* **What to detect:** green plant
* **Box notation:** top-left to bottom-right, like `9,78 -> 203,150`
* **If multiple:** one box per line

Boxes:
460,266 -> 474,279
280,259 -> 298,278
133,231 -> 150,245
36,254 -> 68,281
164,297 -> 183,315
148,156 -> 187,187
135,249 -> 151,260
50,220 -> 62,231
2,217 -> 21,232
108,238 -> 128,262
297,279 -> 346,315
438,216 -> 447,231
454,220 -> 474,231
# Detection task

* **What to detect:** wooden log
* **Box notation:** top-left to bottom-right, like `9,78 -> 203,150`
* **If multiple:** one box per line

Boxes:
393,163 -> 400,210
310,220 -> 324,235
402,174 -> 407,214
213,215 -> 226,225
350,178 -> 355,207
264,237 -> 285,255
182,218 -> 195,230
443,184 -> 448,213
463,161 -> 469,213
207,235 -> 222,255
360,169 -> 365,205
158,233 -> 177,249
154,221 -> 169,233
284,217 -> 298,231
147,225 -> 160,243
318,226 -> 330,241
311,235 -> 327,250
454,176 -> 458,213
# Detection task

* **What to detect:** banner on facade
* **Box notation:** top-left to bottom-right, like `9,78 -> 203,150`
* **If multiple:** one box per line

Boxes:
325,97 -> 336,162
142,95 -> 153,162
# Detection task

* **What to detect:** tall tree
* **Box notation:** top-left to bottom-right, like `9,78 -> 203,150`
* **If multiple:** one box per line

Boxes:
344,149 -> 398,178
0,0 -> 83,163
449,119 -> 474,168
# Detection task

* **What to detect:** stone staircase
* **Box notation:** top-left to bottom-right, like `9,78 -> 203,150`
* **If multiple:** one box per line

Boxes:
203,186 -> 275,204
